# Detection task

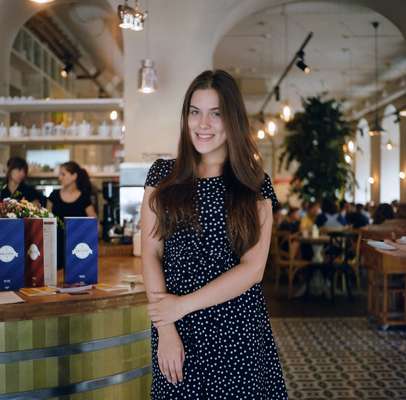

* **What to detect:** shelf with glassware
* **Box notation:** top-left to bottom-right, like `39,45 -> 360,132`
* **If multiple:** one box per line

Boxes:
0,120 -> 124,145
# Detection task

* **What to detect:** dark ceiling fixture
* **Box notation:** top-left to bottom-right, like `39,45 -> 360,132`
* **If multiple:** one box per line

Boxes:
368,21 -> 385,137
296,50 -> 311,74
60,59 -> 74,79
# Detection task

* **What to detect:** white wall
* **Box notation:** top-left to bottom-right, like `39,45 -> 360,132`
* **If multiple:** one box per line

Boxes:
355,118 -> 371,204
380,104 -> 400,203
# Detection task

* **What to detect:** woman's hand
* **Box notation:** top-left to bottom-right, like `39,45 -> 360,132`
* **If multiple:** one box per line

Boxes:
157,324 -> 185,384
148,293 -> 188,327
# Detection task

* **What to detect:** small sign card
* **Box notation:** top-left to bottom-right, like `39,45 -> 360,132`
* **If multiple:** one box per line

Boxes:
64,217 -> 98,285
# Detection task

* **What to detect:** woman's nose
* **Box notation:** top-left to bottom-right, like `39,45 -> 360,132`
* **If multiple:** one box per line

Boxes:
199,113 -> 210,129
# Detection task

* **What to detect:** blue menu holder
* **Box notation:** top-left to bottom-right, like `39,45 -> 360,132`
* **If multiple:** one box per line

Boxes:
64,217 -> 98,285
0,219 -> 25,291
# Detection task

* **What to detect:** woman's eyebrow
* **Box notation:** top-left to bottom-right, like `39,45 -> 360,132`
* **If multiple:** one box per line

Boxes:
190,105 -> 220,110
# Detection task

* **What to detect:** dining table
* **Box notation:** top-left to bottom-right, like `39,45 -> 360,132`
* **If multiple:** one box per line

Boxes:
297,230 -> 358,299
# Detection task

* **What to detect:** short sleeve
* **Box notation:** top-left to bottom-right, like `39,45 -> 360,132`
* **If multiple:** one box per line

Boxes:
144,159 -> 175,188
81,193 -> 92,209
260,173 -> 279,210
48,190 -> 58,204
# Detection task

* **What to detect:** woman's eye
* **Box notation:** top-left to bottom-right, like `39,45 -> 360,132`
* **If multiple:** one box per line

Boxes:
189,109 -> 198,115
211,112 -> 221,118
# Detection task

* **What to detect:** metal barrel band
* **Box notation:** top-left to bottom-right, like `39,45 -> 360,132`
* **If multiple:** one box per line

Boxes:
0,329 -> 151,364
0,365 -> 152,399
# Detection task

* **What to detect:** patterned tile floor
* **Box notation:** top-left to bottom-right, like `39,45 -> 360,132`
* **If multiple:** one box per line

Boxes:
271,318 -> 406,400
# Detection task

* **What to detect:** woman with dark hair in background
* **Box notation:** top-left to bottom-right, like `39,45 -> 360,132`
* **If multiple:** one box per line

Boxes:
373,203 -> 395,225
0,156 -> 46,207
48,161 -> 97,268
141,70 -> 287,399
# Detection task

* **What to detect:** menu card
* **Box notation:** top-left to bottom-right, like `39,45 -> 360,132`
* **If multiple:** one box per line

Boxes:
0,291 -> 24,304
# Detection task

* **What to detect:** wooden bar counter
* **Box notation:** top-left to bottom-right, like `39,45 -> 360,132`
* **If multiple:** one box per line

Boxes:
0,254 -> 151,400
363,242 -> 406,329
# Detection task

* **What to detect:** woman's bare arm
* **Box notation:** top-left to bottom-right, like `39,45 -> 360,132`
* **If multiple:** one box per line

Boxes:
141,187 -> 178,333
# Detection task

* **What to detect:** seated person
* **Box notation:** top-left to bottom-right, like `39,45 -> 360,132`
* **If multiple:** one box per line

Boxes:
278,207 -> 301,255
300,201 -> 320,233
372,203 -> 395,225
315,198 -> 345,229
346,203 -> 369,228
0,156 -> 46,207
279,207 -> 300,233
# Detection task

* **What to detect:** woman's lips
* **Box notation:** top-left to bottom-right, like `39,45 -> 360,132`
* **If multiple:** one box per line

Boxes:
196,132 -> 214,142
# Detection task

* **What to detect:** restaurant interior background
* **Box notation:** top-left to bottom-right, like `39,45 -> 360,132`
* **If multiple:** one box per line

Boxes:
0,0 -> 406,399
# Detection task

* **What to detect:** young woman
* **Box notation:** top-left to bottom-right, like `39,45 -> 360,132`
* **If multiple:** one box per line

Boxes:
48,161 -> 96,219
0,156 -> 46,207
48,161 -> 97,268
141,70 -> 288,399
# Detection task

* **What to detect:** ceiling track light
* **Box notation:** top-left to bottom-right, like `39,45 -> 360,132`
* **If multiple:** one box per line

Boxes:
118,0 -> 147,31
295,50 -> 311,74
60,62 -> 73,79
275,85 -> 280,102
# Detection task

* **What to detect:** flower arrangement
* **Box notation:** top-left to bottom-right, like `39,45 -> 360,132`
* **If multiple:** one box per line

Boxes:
0,198 -> 53,219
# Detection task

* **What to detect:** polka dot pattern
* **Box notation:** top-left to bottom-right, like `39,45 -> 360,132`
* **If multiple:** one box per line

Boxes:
145,158 -> 288,399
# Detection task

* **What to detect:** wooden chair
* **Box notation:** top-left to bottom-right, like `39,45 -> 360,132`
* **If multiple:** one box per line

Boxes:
347,229 -> 362,290
271,231 -> 312,298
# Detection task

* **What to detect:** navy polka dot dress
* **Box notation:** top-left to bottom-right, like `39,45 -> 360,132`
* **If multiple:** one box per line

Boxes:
145,158 -> 288,399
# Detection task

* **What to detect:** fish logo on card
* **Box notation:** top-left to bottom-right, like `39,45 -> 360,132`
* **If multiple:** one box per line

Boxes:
72,243 -> 93,259
0,245 -> 19,263
28,243 -> 41,261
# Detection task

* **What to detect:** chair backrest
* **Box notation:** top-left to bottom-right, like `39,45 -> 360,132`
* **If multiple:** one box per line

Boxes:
271,230 -> 290,264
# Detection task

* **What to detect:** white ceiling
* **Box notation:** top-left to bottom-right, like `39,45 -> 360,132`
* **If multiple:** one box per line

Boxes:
214,1 -> 406,115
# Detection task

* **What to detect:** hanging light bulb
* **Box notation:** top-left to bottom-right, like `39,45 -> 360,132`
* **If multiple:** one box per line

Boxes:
399,171 -> 405,180
257,129 -> 265,140
267,120 -> 277,136
110,110 -> 118,121
368,177 -> 375,184
280,104 -> 293,122
385,140 -> 393,151
348,140 -> 355,153
138,59 -> 157,93
344,154 -> 352,164
400,109 -> 406,117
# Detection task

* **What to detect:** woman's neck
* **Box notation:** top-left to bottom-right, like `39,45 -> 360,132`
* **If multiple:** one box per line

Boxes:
199,151 -> 227,177
62,183 -> 79,193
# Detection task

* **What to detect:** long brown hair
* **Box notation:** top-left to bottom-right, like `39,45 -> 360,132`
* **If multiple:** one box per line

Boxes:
150,70 -> 265,256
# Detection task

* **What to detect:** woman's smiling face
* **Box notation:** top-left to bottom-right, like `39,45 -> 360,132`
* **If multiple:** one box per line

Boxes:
188,88 -> 227,158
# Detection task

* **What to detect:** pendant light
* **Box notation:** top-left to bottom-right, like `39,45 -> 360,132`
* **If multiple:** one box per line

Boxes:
138,59 -> 157,93
138,0 -> 157,93
118,0 -> 147,32
368,21 -> 385,137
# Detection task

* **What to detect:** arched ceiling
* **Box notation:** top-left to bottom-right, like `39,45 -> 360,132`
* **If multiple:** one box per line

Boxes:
214,1 -> 406,115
